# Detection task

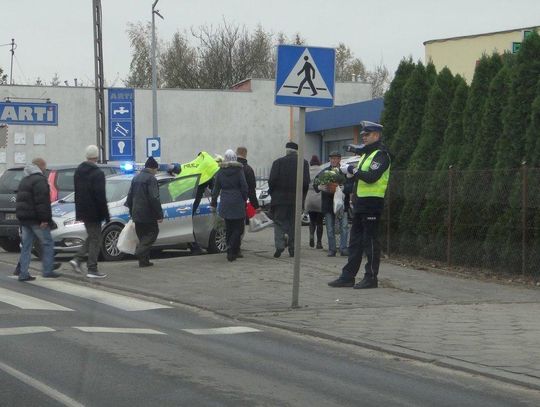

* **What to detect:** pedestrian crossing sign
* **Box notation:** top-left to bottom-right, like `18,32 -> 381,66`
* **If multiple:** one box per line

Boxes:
275,45 -> 336,108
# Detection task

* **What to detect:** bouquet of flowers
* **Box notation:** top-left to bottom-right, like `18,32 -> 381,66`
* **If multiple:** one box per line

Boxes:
314,168 -> 346,193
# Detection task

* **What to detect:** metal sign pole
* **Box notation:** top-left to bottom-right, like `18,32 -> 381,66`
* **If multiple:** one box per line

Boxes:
292,107 -> 305,308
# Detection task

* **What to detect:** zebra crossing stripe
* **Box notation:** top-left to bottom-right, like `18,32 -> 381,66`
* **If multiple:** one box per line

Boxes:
73,327 -> 166,335
0,287 -> 73,311
0,326 -> 56,336
182,326 -> 261,335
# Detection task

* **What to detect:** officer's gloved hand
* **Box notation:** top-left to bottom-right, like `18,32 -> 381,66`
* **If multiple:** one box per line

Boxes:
340,163 -> 356,178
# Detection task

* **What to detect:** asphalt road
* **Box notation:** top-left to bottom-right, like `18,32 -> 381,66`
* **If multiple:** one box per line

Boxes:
1,262 -> 540,407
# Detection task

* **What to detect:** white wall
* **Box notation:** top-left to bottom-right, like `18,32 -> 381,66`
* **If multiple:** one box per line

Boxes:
0,79 -> 371,174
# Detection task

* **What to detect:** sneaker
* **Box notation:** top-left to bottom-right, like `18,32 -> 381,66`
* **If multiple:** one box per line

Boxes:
327,251 -> 336,257
69,259 -> 84,274
86,271 -> 107,279
353,277 -> 378,289
273,249 -> 284,258
43,272 -> 61,278
328,278 -> 355,288
18,275 -> 36,282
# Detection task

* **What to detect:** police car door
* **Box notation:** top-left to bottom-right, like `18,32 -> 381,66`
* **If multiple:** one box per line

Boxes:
156,174 -> 200,245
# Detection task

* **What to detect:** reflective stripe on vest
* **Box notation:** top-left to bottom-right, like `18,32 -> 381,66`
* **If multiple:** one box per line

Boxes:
356,150 -> 390,198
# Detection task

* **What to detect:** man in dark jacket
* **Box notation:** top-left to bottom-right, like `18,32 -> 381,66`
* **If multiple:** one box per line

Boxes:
70,145 -> 110,278
15,158 -> 61,281
268,141 -> 310,258
236,146 -> 260,213
328,121 -> 391,289
125,156 -> 163,267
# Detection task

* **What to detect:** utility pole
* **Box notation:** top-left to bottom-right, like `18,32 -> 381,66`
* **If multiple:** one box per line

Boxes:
92,0 -> 106,163
9,39 -> 15,85
151,0 -> 164,138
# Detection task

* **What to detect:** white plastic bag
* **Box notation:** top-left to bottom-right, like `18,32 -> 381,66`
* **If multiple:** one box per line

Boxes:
116,220 -> 139,254
333,186 -> 344,217
249,211 -> 274,233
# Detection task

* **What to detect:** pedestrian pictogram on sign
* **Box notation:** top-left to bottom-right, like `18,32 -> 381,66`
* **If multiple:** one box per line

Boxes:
275,45 -> 335,108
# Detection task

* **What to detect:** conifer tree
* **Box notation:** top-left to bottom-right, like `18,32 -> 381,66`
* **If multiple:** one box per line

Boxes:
484,31 -> 540,272
416,77 -> 469,259
380,57 -> 415,147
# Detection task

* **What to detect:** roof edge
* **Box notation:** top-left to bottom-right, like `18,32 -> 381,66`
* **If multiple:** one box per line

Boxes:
423,25 -> 539,45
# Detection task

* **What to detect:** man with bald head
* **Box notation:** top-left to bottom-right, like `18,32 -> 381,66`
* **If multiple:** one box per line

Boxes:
15,157 -> 61,281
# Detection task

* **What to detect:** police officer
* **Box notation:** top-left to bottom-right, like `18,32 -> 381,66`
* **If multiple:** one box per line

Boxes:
328,121 -> 391,289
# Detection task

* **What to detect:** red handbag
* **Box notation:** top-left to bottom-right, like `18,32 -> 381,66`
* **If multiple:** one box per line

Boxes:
246,202 -> 256,219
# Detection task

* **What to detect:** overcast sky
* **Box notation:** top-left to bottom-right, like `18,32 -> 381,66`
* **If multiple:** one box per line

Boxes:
2,0 -> 539,86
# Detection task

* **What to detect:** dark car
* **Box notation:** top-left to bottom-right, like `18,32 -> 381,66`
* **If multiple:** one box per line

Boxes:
0,164 -> 121,252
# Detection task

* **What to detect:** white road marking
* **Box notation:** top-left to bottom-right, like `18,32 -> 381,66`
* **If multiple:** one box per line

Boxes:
26,280 -> 172,311
73,327 -> 166,335
0,287 -> 73,311
183,326 -> 262,335
0,360 -> 85,407
0,326 -> 55,336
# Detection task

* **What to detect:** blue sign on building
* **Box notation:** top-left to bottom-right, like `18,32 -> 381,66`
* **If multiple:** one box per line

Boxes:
275,45 -> 336,108
146,137 -> 161,158
0,102 -> 58,126
108,88 -> 135,161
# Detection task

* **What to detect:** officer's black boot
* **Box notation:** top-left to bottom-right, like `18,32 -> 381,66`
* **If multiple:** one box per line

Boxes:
353,275 -> 378,289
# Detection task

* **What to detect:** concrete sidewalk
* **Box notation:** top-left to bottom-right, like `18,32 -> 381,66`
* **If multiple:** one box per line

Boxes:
5,227 -> 540,390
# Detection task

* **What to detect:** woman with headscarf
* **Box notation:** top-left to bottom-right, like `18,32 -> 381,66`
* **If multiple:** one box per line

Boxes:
304,155 -> 324,249
211,150 -> 248,261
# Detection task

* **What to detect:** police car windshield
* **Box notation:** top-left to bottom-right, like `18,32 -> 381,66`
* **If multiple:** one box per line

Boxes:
61,179 -> 132,203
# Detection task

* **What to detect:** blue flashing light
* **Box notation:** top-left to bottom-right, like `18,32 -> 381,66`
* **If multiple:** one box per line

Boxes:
120,162 -> 135,173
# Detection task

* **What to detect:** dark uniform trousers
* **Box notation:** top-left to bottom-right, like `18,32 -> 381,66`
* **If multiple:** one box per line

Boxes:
135,222 -> 159,263
341,213 -> 381,281
272,205 -> 296,251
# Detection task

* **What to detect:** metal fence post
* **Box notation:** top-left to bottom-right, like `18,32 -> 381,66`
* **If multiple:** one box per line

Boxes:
522,162 -> 528,276
447,166 -> 454,266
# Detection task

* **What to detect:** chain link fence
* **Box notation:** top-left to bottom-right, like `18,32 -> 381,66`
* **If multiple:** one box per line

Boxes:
380,166 -> 540,278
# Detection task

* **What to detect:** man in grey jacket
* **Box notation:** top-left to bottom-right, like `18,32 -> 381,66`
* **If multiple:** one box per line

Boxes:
125,156 -> 163,267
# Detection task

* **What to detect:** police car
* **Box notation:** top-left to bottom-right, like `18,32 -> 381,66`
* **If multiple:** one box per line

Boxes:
49,171 -> 226,261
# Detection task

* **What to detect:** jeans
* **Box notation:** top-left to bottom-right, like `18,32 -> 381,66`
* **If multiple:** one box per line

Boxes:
18,224 -> 54,279
324,211 -> 349,252
341,213 -> 381,281
75,222 -> 102,272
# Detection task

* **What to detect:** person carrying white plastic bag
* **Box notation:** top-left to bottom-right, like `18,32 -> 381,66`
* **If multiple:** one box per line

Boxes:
116,220 -> 139,255
249,211 -> 273,232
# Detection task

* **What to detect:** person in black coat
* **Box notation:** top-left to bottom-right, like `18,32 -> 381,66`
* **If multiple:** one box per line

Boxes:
70,145 -> 110,278
268,141 -> 310,258
211,149 -> 248,262
236,146 -> 260,213
15,158 -> 61,281
125,156 -> 163,267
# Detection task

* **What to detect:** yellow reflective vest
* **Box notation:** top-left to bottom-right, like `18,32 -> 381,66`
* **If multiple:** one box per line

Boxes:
356,150 -> 390,198
168,152 -> 219,200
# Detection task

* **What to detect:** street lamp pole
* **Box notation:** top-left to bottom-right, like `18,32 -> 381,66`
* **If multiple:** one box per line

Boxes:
151,0 -> 163,139
9,39 -> 15,85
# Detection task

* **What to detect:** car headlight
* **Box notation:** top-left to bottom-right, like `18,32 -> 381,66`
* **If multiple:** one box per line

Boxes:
63,218 -> 84,226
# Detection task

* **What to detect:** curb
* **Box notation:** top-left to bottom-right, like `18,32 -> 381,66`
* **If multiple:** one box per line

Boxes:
3,259 -> 540,391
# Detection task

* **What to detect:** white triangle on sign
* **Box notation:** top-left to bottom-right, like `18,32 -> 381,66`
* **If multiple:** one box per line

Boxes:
277,49 -> 332,99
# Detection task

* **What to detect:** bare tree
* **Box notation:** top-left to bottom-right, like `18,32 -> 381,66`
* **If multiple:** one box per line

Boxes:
50,73 -> 60,86
125,21 -> 162,88
0,67 -> 7,85
366,63 -> 391,98
160,31 -> 199,88
335,43 -> 367,81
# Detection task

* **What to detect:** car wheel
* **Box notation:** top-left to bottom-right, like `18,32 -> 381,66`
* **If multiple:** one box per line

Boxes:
100,224 -> 126,261
302,211 -> 310,226
0,238 -> 20,252
207,226 -> 227,253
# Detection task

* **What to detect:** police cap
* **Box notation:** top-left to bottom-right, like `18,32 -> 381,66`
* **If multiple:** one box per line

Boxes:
328,151 -> 341,158
359,121 -> 383,136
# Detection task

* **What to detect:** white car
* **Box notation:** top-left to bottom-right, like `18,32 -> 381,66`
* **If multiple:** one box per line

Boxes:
49,172 -> 226,261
